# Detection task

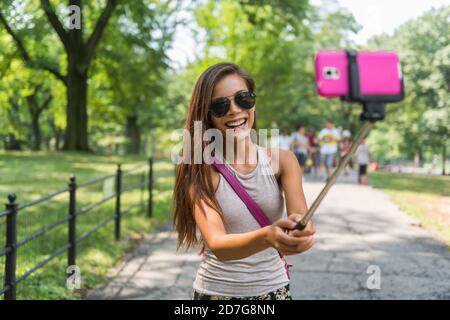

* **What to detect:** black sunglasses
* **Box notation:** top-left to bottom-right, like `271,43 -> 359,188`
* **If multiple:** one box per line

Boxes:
210,91 -> 256,118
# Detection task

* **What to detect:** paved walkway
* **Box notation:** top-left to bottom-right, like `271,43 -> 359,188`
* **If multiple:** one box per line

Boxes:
86,173 -> 450,300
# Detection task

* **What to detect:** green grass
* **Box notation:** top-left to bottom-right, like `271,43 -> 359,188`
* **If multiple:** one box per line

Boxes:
370,172 -> 449,197
370,172 -> 450,246
0,151 -> 175,299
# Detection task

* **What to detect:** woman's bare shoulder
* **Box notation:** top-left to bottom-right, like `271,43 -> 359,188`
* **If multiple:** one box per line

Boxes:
262,147 -> 297,178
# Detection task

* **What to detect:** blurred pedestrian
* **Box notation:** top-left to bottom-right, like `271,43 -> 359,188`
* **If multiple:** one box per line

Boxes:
291,125 -> 309,168
306,127 -> 320,177
339,130 -> 352,176
356,139 -> 370,185
318,119 -> 341,179
277,129 -> 292,151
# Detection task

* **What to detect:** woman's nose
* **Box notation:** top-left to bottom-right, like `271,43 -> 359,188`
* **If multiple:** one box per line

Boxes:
227,98 -> 241,114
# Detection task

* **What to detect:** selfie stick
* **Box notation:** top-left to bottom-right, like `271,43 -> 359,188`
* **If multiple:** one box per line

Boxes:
294,49 -> 402,230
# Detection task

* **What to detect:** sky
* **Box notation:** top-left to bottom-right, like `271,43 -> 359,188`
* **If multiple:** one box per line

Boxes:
335,0 -> 449,44
167,0 -> 449,67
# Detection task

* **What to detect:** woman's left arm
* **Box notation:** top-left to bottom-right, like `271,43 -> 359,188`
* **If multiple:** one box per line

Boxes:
277,149 -> 315,237
278,149 -> 308,217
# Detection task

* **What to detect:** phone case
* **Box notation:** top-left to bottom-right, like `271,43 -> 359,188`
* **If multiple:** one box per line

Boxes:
315,50 -> 403,100
315,50 -> 349,97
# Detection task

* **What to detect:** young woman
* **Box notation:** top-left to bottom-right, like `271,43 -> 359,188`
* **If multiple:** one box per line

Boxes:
173,62 -> 315,300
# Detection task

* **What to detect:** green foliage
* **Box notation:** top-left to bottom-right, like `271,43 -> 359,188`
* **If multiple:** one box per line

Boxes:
367,6 -> 450,163
0,1 -> 447,162
191,0 -> 361,132
0,1 -> 180,153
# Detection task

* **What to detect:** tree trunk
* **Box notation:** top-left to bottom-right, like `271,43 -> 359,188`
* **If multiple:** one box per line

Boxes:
26,87 -> 52,151
55,133 -> 62,150
443,144 -> 447,176
30,112 -> 42,151
414,152 -> 420,167
26,95 -> 41,151
125,115 -> 141,154
2,0 -> 117,151
414,148 -> 424,167
48,116 -> 62,150
45,137 -> 51,150
63,54 -> 89,151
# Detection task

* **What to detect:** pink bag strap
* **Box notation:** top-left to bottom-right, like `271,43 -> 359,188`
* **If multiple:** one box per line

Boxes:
211,158 -> 271,227
211,156 -> 293,279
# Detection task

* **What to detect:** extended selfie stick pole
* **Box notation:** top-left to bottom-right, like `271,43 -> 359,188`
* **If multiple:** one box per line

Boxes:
294,49 -> 392,231
294,118 -> 374,230
294,47 -> 405,230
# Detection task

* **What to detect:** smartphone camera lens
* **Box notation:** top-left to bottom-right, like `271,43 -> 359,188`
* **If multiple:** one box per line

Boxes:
323,67 -> 339,80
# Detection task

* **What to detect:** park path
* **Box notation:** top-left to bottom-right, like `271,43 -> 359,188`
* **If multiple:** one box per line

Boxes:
86,172 -> 450,300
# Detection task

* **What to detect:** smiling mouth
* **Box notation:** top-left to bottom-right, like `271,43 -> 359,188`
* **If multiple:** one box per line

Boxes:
225,118 -> 247,129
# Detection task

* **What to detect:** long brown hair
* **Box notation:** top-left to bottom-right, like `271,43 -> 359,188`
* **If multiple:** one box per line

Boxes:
173,62 -> 257,250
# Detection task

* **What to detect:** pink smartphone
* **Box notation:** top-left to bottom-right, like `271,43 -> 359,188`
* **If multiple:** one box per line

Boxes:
315,50 -> 404,102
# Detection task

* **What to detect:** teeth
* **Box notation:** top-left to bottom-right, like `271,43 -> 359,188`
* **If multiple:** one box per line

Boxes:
226,119 -> 246,127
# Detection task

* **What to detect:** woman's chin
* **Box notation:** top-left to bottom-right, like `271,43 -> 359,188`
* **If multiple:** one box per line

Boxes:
231,127 -> 252,141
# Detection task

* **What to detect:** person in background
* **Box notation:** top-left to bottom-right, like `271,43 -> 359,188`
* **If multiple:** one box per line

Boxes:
356,139 -> 370,185
291,125 -> 309,169
318,119 -> 341,180
277,129 -> 292,151
339,130 -> 352,176
306,127 -> 320,177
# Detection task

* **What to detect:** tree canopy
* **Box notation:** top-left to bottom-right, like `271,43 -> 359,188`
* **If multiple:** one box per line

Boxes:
0,1 -> 448,170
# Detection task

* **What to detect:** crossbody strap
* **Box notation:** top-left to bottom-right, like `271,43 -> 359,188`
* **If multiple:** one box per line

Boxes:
211,158 -> 271,227
211,156 -> 292,279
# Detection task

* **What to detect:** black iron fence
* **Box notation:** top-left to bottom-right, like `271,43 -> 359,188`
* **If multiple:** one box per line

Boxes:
0,158 -> 158,300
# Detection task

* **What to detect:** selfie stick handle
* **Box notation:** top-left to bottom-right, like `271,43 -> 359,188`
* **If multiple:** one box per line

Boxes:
295,120 -> 374,230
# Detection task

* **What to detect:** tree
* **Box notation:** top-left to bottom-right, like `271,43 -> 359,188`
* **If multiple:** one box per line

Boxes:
89,0 -> 179,154
367,5 -> 449,172
0,52 -> 55,150
1,0 -> 118,151
191,0 -> 360,132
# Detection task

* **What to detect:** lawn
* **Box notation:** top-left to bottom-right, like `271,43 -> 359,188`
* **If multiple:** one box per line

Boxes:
0,151 -> 175,299
370,172 -> 450,246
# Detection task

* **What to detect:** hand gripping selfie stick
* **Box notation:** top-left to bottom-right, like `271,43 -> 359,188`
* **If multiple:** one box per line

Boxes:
294,50 -> 404,230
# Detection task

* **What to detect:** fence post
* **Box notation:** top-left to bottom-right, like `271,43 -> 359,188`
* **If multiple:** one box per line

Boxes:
68,176 -> 77,269
147,158 -> 153,218
115,164 -> 122,241
4,193 -> 18,300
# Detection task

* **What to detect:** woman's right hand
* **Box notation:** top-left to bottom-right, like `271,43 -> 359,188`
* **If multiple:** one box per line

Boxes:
264,218 -> 315,256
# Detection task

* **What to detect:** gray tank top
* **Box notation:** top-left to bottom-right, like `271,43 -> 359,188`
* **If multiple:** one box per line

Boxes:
193,145 -> 289,297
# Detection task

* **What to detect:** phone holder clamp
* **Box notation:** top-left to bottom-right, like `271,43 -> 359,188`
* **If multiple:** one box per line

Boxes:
360,102 -> 385,122
344,50 -> 387,122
